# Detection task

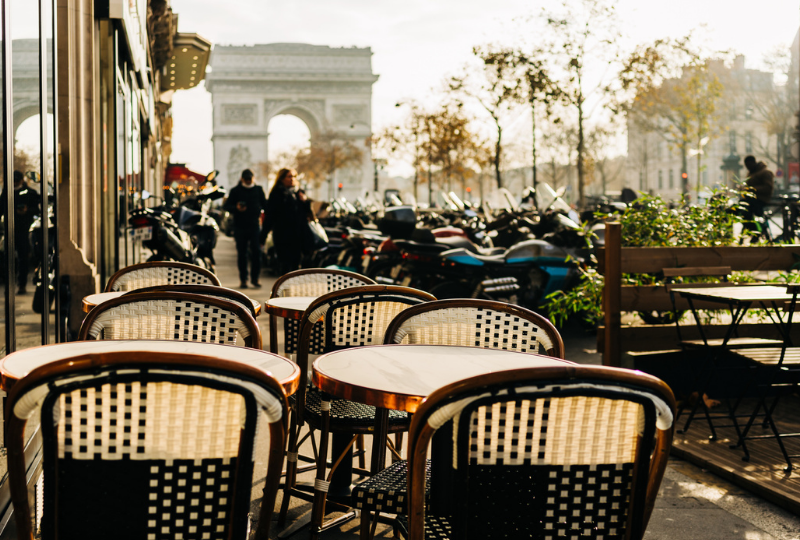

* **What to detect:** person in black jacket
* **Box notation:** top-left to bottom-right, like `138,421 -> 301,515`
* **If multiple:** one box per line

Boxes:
741,155 -> 775,239
0,171 -> 40,294
260,168 -> 312,275
223,169 -> 268,288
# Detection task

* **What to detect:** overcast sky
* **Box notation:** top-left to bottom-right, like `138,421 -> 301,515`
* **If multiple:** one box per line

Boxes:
168,0 -> 800,176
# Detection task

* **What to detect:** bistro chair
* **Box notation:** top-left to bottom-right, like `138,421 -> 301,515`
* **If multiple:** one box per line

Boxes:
267,268 -> 375,355
279,285 -> 436,537
6,347 -> 289,540
353,299 -> 565,539
78,291 -> 262,349
729,285 -> 800,471
402,365 -> 675,540
133,283 -> 261,318
104,261 -> 220,292
268,269 -> 376,489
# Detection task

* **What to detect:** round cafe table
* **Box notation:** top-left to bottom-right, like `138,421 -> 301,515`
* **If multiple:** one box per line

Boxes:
263,296 -> 316,320
82,291 -> 125,313
0,340 -> 301,396
313,344 -> 574,488
264,296 -> 318,354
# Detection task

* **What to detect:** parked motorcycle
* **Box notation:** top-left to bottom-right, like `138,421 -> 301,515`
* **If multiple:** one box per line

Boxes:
168,174 -> 225,271
30,191 -> 55,313
129,191 -> 200,265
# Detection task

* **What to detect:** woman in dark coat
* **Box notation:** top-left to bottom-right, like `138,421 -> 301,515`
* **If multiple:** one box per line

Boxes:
261,168 -> 312,275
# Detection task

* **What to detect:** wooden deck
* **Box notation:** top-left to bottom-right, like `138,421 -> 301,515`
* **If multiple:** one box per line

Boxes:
671,393 -> 800,515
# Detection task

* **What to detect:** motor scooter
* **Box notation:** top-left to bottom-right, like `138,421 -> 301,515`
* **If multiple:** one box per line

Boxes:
129,190 -> 200,265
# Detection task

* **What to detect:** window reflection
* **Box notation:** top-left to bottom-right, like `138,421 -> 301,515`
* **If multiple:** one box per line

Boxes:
10,0 -> 45,350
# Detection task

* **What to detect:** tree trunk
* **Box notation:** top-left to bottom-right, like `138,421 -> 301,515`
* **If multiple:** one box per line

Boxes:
494,123 -> 503,189
577,99 -> 585,209
531,95 -> 537,207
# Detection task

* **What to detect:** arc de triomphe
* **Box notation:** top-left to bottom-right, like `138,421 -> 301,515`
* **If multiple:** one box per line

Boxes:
205,43 -> 378,198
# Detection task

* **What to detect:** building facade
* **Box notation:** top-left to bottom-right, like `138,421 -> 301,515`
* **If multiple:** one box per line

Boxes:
626,55 -> 796,199
1,0 -> 210,355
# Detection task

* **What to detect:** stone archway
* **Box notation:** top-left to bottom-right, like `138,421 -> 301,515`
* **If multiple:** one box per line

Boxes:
205,43 -> 378,198
12,39 -> 54,139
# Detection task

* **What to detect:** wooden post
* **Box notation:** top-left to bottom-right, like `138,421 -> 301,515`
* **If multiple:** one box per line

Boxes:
604,222 -> 621,367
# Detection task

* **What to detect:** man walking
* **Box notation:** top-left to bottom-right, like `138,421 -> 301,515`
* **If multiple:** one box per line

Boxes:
224,169 -> 268,288
0,171 -> 39,294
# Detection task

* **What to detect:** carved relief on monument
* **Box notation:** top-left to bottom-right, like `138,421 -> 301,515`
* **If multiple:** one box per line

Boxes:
332,105 -> 368,125
227,145 -> 253,182
264,99 -> 325,121
221,104 -> 258,125
221,55 -> 371,72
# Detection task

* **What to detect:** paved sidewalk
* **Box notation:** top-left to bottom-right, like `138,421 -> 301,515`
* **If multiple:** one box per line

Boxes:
211,235 -> 800,539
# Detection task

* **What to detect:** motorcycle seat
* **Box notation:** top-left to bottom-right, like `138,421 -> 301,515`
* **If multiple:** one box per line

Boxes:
440,247 -> 507,266
394,239 -> 450,254
435,236 -> 504,256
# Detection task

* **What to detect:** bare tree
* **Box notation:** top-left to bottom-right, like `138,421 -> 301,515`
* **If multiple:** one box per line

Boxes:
539,0 -> 621,209
750,45 -> 797,187
508,48 -> 565,205
614,34 -> 725,195
295,131 -> 363,197
450,47 -> 521,189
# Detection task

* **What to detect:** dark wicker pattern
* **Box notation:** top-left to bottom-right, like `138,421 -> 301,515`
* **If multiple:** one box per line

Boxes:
283,318 -> 325,355
352,460 -> 431,514
304,388 -> 409,430
397,515 -> 452,540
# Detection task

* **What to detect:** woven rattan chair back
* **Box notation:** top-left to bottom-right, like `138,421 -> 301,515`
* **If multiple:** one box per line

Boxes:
6,350 -> 288,540
294,285 -> 436,416
78,291 -> 262,349
405,365 -> 675,540
268,268 -> 375,355
133,284 -> 259,318
383,298 -> 565,358
105,261 -> 220,292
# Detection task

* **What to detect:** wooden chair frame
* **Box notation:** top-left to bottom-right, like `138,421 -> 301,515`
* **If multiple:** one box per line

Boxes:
354,298 -> 565,538
267,268 -> 375,354
280,285 -> 435,536
6,351 -> 289,540
383,298 -> 565,358
405,365 -> 675,540
132,283 -> 260,318
78,291 -> 263,349
104,261 -> 220,292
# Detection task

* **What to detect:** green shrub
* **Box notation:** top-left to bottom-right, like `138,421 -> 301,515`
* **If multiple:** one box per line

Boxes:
545,189 -> 744,327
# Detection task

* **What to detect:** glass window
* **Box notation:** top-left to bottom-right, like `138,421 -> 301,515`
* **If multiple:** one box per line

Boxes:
11,0 -> 45,351
669,170 -> 674,189
658,170 -> 663,189
745,132 -> 753,153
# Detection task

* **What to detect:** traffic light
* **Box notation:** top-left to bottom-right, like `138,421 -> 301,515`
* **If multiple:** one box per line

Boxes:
466,187 -> 471,193
681,172 -> 688,180
337,182 -> 343,191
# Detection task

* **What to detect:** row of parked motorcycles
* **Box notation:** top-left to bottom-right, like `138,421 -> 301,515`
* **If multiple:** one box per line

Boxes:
128,171 -> 226,272
304,184 -> 594,312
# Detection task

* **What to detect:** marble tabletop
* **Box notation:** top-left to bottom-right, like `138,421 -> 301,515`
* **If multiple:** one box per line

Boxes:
264,296 -> 317,319
313,344 -> 573,413
671,285 -> 795,304
82,291 -> 126,312
0,340 -> 301,395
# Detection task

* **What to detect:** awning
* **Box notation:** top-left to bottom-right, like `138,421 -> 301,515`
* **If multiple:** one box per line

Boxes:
165,163 -> 207,186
